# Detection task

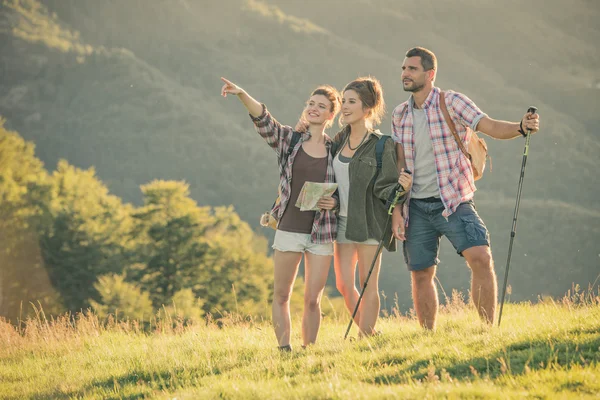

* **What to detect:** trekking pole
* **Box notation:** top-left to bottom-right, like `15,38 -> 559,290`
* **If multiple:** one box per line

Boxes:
344,182 -> 407,340
498,106 -> 538,327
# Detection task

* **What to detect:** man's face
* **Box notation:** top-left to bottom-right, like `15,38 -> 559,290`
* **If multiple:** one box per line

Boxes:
401,56 -> 431,92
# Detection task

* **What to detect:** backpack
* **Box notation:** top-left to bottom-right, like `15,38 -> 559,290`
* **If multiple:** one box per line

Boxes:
260,132 -> 301,229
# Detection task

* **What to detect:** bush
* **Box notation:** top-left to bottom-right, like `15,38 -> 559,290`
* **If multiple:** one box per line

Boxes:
90,274 -> 153,321
158,288 -> 205,322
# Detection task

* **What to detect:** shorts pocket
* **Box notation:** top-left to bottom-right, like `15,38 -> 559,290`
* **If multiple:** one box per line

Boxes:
460,214 -> 488,243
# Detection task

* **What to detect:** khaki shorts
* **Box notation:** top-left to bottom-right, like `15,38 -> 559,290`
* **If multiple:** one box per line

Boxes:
272,229 -> 334,256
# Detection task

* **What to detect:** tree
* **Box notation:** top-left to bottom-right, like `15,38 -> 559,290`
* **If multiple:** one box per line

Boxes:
40,160 -> 131,311
130,181 -> 273,318
129,180 -> 214,308
0,120 -> 61,321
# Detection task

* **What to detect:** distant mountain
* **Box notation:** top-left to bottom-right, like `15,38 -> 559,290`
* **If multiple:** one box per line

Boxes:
1,0 -> 598,307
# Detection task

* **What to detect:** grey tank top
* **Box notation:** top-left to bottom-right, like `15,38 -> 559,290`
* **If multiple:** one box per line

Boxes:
333,140 -> 352,217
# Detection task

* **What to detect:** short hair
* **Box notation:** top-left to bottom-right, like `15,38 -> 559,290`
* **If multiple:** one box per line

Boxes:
342,76 -> 385,127
406,47 -> 437,72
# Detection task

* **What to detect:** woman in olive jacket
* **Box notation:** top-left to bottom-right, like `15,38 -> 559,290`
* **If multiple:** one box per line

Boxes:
331,77 -> 412,337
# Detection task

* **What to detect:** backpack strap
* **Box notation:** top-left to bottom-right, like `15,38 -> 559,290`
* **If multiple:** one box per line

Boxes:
375,135 -> 390,171
439,91 -> 472,162
370,135 -> 391,187
285,131 -> 302,163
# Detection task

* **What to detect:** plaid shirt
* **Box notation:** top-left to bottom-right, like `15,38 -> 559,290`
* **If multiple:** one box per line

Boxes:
391,87 -> 487,218
251,105 -> 337,243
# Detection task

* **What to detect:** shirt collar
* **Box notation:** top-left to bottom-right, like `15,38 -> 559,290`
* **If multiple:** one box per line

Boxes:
368,129 -> 383,139
302,130 -> 313,141
409,86 -> 440,110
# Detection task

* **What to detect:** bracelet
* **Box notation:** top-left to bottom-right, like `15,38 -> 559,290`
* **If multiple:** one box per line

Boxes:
518,120 -> 527,137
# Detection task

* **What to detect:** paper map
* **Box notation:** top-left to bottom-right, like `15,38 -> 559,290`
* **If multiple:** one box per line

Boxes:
295,182 -> 338,211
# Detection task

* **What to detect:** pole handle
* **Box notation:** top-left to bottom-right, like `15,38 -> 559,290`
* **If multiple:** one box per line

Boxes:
387,184 -> 404,215
386,170 -> 411,215
523,106 -> 537,155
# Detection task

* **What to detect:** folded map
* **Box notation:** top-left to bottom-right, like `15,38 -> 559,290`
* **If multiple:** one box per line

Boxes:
295,182 -> 338,211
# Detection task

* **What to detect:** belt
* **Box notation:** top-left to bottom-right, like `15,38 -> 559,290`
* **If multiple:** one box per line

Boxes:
413,196 -> 442,203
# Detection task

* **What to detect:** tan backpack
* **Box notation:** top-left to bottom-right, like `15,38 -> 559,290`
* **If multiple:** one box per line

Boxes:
439,91 -> 489,180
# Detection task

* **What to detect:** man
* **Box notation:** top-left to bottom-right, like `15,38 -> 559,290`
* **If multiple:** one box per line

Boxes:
390,47 -> 540,329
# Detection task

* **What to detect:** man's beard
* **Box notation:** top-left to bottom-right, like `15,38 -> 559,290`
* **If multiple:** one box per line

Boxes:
403,81 -> 425,93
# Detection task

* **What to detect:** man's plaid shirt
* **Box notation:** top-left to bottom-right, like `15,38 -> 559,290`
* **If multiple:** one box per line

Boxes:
391,87 -> 487,218
251,105 -> 337,243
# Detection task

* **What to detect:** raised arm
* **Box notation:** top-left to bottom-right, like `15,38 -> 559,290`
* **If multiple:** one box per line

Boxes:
220,77 -> 263,117
476,111 -> 540,140
220,77 -> 294,153
446,91 -> 540,140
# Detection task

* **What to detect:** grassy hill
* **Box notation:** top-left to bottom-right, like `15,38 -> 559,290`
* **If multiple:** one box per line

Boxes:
1,292 -> 599,399
0,0 -> 599,309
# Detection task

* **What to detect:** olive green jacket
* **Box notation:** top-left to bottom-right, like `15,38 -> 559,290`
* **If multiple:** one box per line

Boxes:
332,128 -> 405,251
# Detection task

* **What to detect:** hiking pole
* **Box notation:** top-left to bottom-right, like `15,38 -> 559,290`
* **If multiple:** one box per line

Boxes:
343,181 -> 408,340
498,106 -> 538,327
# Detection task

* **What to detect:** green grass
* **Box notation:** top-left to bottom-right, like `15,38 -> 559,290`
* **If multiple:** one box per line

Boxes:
1,294 -> 599,399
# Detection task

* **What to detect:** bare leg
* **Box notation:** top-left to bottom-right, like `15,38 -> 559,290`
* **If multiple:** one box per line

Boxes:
411,265 -> 438,330
272,250 -> 302,346
356,244 -> 382,336
334,242 -> 360,324
301,252 -> 332,346
463,245 -> 496,324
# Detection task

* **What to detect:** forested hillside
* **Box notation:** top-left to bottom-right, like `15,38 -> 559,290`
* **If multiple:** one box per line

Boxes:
0,0 -> 598,317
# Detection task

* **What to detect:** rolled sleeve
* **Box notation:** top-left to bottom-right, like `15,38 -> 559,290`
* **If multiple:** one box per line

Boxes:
249,104 -> 293,153
449,92 -> 487,131
248,103 -> 268,124
391,103 -> 408,143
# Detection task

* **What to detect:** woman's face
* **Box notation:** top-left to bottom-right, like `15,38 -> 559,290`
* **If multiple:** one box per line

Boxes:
341,89 -> 368,125
303,94 -> 334,126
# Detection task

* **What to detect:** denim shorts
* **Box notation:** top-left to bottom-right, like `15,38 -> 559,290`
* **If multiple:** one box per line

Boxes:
403,198 -> 490,271
335,216 -> 379,246
272,229 -> 334,256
